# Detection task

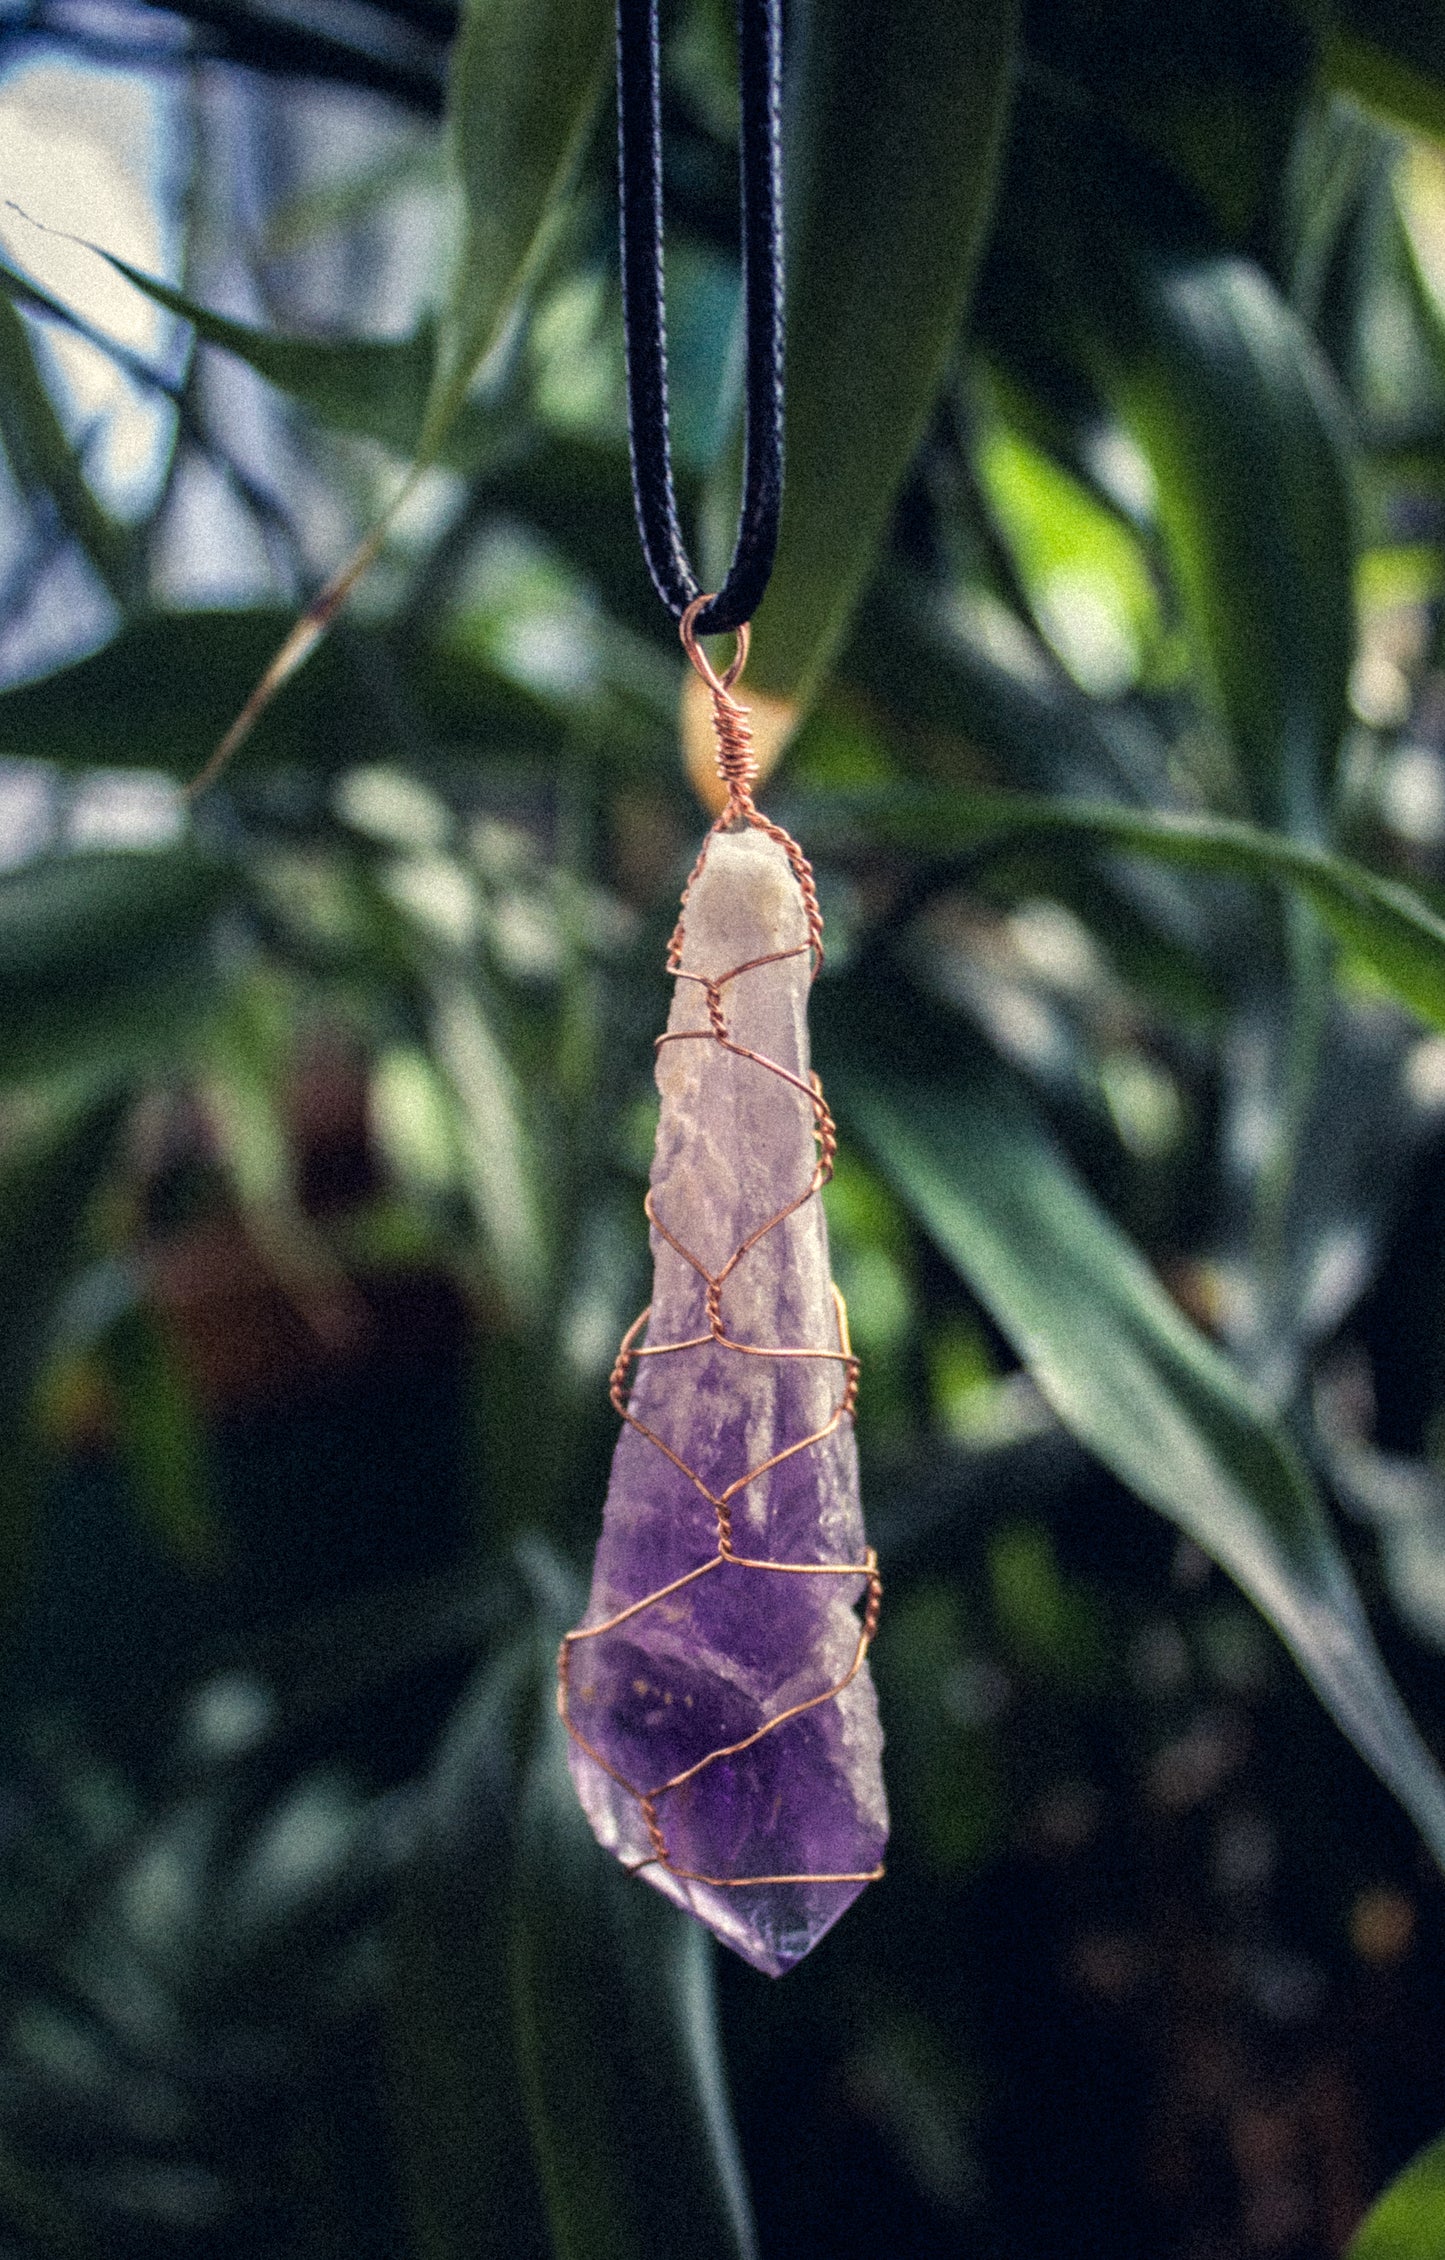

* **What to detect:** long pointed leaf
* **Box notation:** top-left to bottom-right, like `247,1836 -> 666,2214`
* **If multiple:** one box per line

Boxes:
427,0 -> 613,449
808,788 -> 1445,1032
0,247 -> 508,468
0,1089 -> 126,1638
1101,253 -> 1355,839
743,0 -> 1020,709
3,244 -> 442,457
821,981 -> 1445,1868
387,1638 -> 552,2260
0,847 -> 240,1086
512,1691 -> 758,2260
0,292 -> 133,596
0,608 -> 568,777
391,1630 -> 758,2260
992,107 -> 1355,837
1323,4 -> 1445,144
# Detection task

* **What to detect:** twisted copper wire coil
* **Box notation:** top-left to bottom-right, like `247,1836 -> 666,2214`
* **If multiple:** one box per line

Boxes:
557,599 -> 883,1893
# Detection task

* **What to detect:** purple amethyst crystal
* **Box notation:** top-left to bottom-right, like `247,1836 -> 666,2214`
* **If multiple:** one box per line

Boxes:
561,825 -> 887,1976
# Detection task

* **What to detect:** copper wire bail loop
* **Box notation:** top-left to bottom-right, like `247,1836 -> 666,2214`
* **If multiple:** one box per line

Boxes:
680,593 -> 750,696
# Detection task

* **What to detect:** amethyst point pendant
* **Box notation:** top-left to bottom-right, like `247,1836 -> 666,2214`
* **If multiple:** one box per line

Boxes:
559,823 -> 887,1976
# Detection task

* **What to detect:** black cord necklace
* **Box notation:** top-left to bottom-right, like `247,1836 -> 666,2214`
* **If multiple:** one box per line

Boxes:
615,0 -> 784,637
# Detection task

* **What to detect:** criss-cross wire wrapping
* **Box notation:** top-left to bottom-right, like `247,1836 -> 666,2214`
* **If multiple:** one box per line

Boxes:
557,601 -> 883,1892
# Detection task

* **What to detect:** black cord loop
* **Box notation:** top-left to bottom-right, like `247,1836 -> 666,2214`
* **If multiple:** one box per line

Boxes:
616,0 -> 784,637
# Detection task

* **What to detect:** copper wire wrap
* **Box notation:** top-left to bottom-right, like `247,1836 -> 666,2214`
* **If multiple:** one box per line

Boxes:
557,599 -> 884,1894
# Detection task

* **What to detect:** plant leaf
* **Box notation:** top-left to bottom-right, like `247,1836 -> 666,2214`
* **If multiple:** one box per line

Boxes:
23,244 -> 442,458
808,788 -> 1445,1033
1094,252 -> 1354,840
426,973 -> 550,1325
0,1088 -> 126,1637
0,845 -> 240,1088
842,572 -> 1170,805
110,253 -> 439,456
0,610 -> 569,776
388,1635 -> 551,2260
0,291 -> 134,597
427,0 -> 614,451
391,1625 -> 758,2260
102,1304 -> 218,1566
511,1681 -> 759,2260
1323,3 -> 1445,143
743,0 -> 1020,709
0,246 -> 506,468
820,975 -> 1445,1868
1348,2130 -> 1445,2258
988,105 -> 1355,837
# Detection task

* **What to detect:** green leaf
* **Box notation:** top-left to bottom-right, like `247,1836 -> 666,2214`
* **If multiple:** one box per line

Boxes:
0,1090 -> 123,1443
821,979 -> 1445,1868
0,1088 -> 126,1634
427,0 -> 614,452
511,1684 -> 758,2260
388,1636 -> 551,2260
22,244 -> 442,458
0,246 -> 501,467
1396,149 -> 1445,411
1348,2131 -> 1445,2258
971,405 -> 1163,697
114,256 -> 439,456
841,576 -> 1168,805
1061,6 -> 1315,245
390,1627 -> 757,2260
1098,254 -> 1354,840
426,972 -> 550,1325
989,105 -> 1355,837
102,1305 -> 218,1566
1323,4 -> 1445,143
0,292 -> 133,597
0,844 -> 219,995
743,0 -> 1020,708
809,788 -> 1445,1033
1145,263 -> 1353,834
0,610 -> 568,777
0,847 -> 240,1087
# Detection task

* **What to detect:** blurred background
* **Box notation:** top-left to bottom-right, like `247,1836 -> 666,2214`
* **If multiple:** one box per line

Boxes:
6,1 -> 1445,2254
